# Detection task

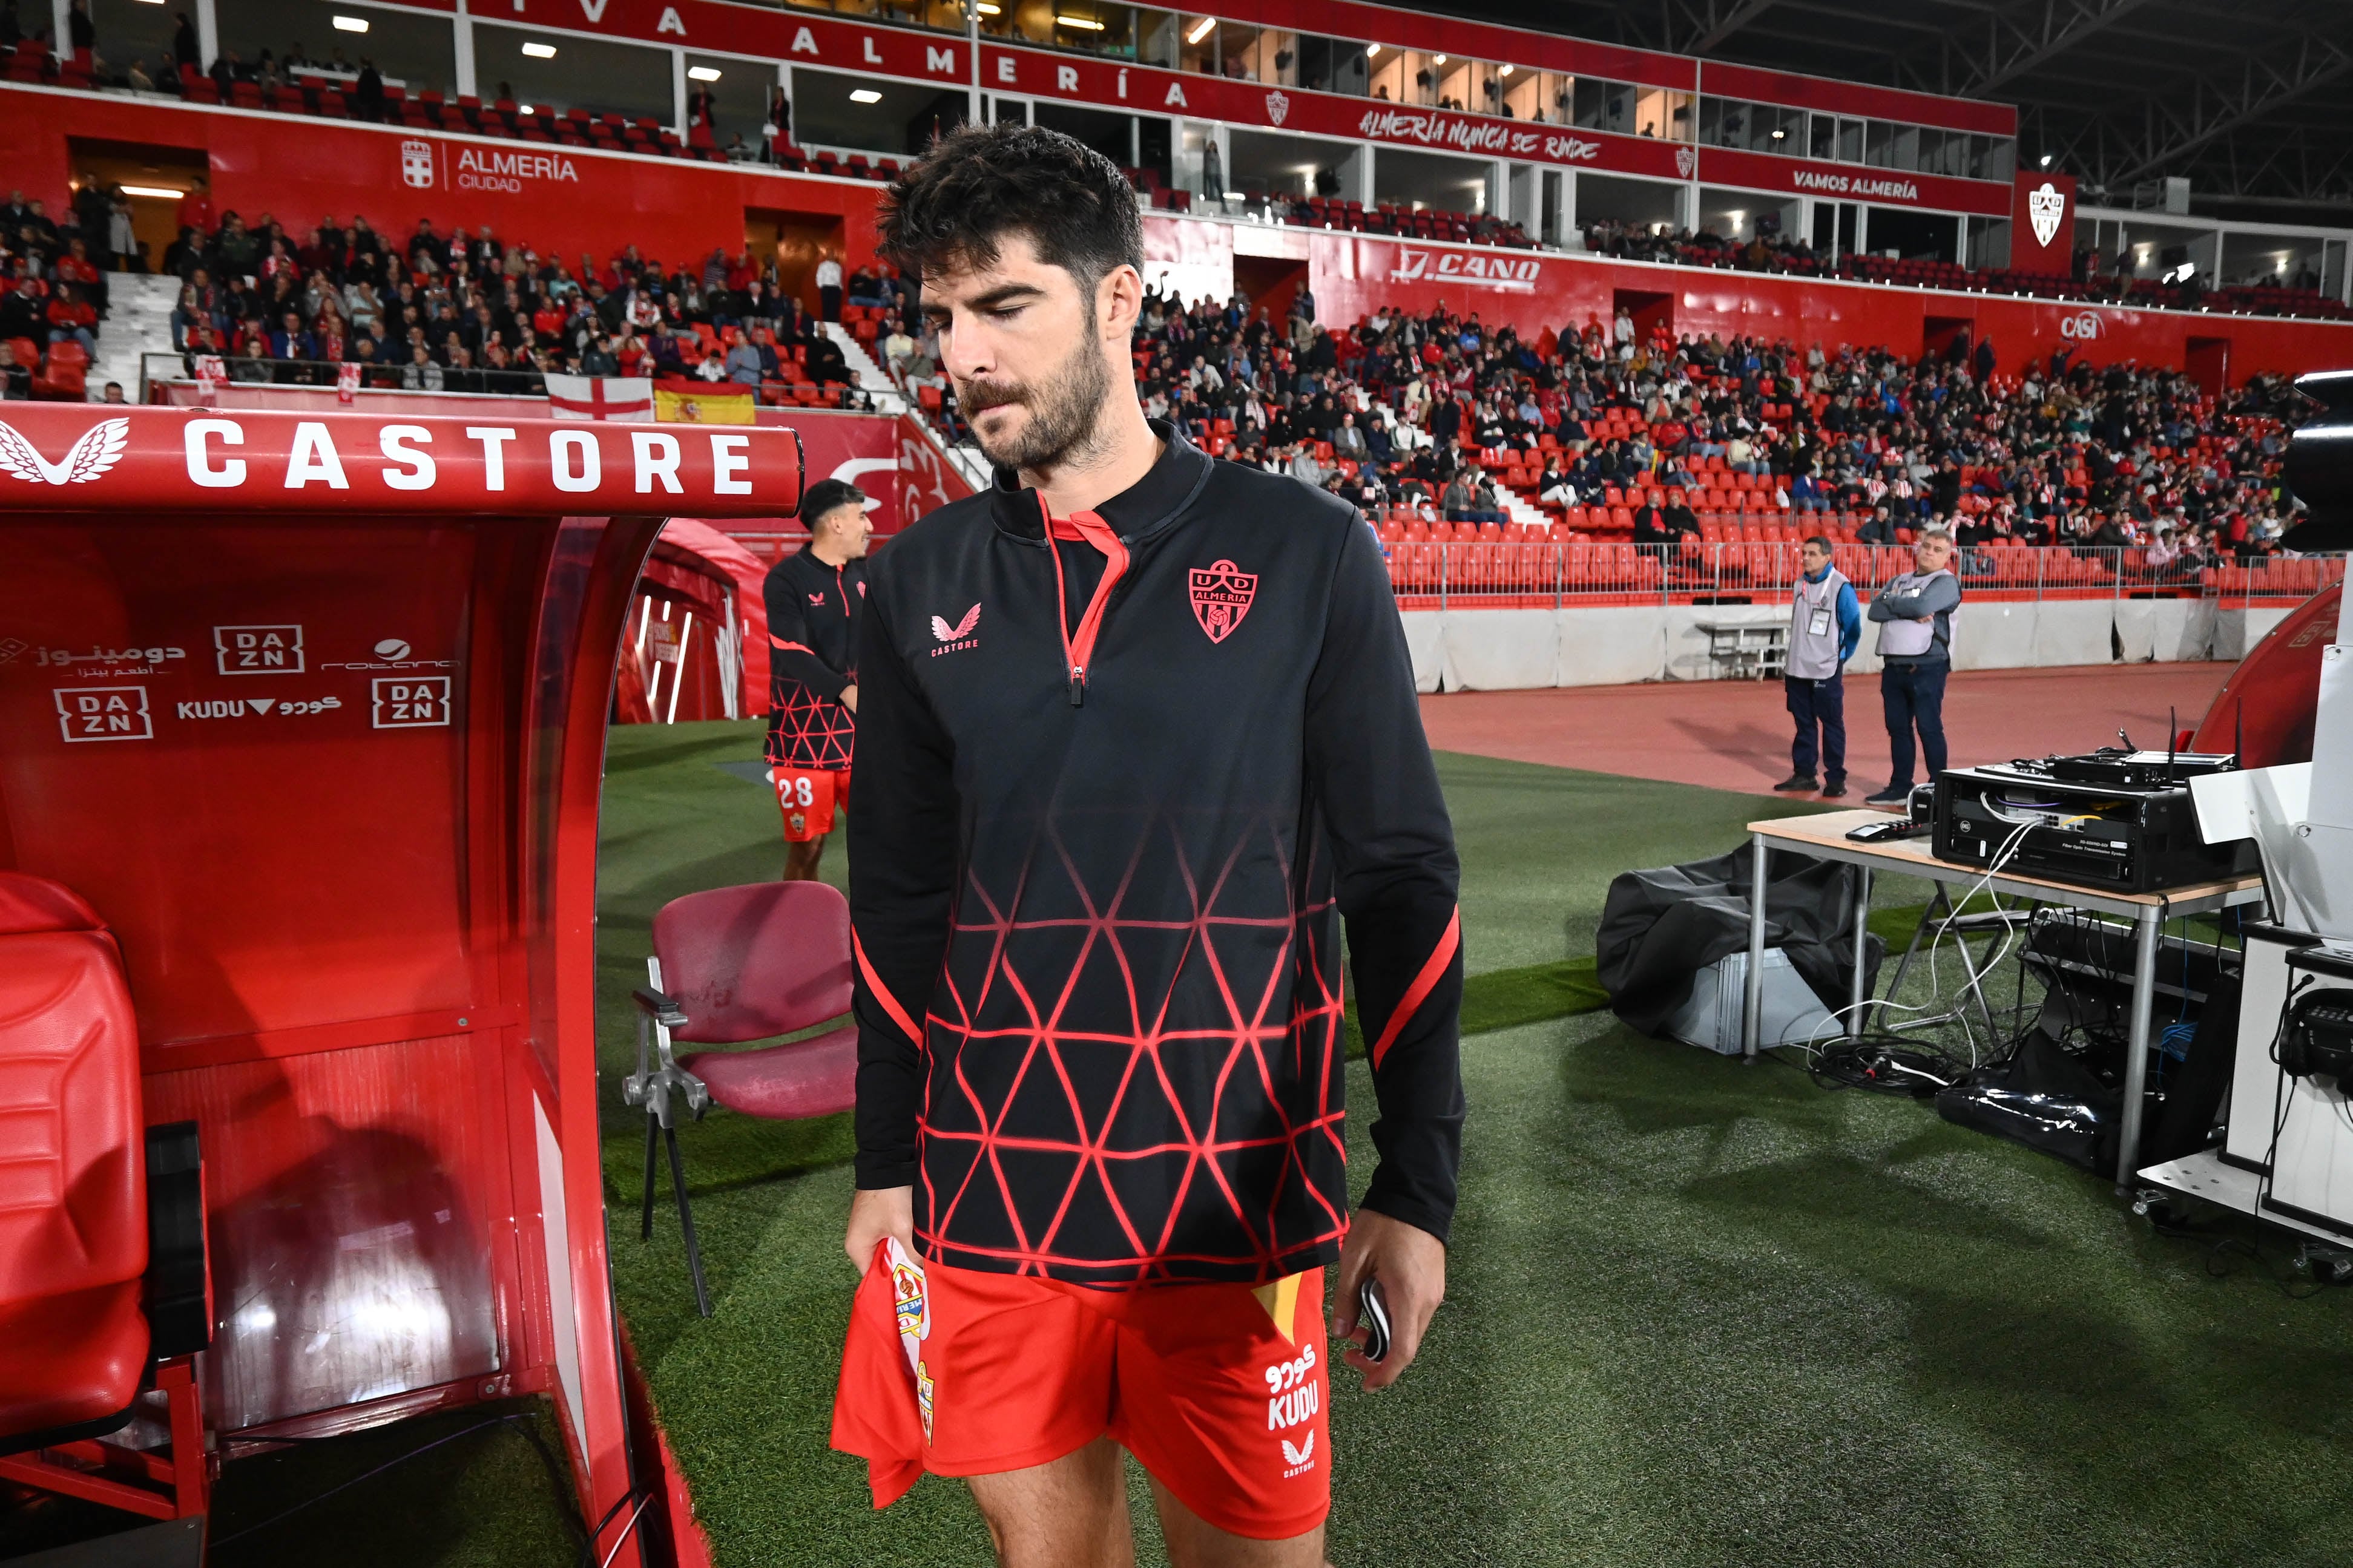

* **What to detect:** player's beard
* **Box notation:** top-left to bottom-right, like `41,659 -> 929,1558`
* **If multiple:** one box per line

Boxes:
958,330 -> 1111,474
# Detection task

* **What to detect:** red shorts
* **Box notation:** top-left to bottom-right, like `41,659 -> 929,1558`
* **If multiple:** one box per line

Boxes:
832,1249 -> 1331,1541
771,766 -> 848,842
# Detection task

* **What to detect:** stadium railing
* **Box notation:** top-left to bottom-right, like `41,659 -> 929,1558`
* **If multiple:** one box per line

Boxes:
1382,540 -> 2346,609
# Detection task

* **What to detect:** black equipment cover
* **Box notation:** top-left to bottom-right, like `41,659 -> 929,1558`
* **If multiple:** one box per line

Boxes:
1934,1034 -> 2120,1175
1596,844 -> 1881,1038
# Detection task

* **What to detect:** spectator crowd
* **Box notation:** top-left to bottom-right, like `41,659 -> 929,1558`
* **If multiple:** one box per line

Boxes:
0,170 -> 2323,590
144,203 -> 900,400
910,283 -> 2314,576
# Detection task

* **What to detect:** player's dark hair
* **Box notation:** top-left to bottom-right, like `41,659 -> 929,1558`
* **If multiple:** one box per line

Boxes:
1804,534 -> 1832,553
800,477 -> 866,523
878,123 -> 1144,298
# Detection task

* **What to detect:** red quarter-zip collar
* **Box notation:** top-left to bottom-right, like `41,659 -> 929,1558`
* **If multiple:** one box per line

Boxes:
1038,492 -> 1130,706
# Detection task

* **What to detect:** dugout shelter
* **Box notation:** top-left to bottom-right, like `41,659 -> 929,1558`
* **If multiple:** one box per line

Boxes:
0,406 -> 803,1565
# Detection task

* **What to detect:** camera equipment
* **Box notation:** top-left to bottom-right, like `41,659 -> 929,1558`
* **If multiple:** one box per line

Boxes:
2282,989 -> 2353,1083
1931,743 -> 2257,893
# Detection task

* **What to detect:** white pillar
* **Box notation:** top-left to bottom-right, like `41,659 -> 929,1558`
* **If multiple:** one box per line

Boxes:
1854,203 -> 1870,257
51,0 -> 69,61
1357,143 -> 1375,208
966,0 -> 980,127
671,48 -> 688,140
194,0 -> 219,70
1561,168 -> 1578,240
453,2 -> 476,99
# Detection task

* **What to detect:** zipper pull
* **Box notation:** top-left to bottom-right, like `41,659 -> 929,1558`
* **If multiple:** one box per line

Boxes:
1068,668 -> 1085,706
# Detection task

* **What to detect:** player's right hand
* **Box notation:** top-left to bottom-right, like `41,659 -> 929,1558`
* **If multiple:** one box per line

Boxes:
844,1184 -> 914,1268
840,684 -> 859,714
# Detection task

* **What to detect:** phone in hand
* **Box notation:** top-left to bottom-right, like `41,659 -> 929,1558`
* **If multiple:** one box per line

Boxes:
1357,1278 -> 1392,1363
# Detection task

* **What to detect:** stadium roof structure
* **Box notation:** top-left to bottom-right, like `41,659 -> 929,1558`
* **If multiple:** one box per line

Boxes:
1433,0 -> 2353,220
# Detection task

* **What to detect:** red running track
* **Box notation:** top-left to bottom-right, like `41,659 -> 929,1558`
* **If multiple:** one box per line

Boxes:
1418,663 -> 2234,797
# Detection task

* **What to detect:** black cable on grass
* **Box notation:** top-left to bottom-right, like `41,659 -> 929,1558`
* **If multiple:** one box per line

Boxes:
1804,1034 -> 1975,1095
2142,1207 -> 2328,1301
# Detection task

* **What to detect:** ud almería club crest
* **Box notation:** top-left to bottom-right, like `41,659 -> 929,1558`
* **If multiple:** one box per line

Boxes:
1188,560 -> 1256,643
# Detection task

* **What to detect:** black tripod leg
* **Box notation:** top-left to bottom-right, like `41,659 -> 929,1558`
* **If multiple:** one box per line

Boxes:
640,1112 -> 659,1242
665,1121 -> 712,1318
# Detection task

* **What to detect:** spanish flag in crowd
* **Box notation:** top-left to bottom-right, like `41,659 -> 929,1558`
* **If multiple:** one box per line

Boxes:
654,376 -> 757,425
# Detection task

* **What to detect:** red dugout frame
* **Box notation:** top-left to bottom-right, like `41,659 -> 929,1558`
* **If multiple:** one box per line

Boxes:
0,407 -> 803,1564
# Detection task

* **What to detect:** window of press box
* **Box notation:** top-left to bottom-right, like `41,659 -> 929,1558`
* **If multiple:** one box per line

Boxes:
91,0 -> 182,84
903,0 -> 972,32
1573,78 -> 1634,136
1500,68 -> 1570,123
1636,87 -> 1688,139
1886,122 -> 1921,171
1427,54 -> 1476,111
212,0 -> 459,97
1032,101 -> 1137,168
1038,4 -> 1139,59
1364,48 -> 1428,105
472,22 -> 674,124
1296,36 -> 1371,97
1215,25 -> 1294,85
1702,97 -> 1783,149
793,66 -> 965,157
683,56 -> 776,154
975,0 -> 1057,50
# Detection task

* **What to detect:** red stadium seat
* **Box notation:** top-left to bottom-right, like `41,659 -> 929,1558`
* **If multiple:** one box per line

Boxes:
0,874 -> 147,1448
0,873 -> 212,1521
30,341 -> 87,399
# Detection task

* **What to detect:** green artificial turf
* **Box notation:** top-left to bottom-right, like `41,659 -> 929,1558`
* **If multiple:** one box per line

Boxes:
585,721 -> 2353,1568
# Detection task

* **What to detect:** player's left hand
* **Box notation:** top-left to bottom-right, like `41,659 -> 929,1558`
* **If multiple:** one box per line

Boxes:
1329,1207 -> 1446,1391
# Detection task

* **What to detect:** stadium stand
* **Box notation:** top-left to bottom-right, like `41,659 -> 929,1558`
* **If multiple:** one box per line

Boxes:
895,281 -> 2320,603
2,168 -> 2323,618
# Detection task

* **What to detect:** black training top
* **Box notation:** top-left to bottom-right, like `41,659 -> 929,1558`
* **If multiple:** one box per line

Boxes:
763,546 -> 865,770
847,421 -> 1464,1287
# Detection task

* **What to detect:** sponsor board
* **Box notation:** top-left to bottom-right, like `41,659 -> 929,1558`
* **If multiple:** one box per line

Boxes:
215,624 -> 306,675
54,684 -> 153,741
372,675 -> 454,728
1387,247 -> 1544,294
1355,105 -> 1601,164
176,695 -> 343,718
324,635 -> 458,672
2,640 -> 189,677
1790,169 -> 1922,203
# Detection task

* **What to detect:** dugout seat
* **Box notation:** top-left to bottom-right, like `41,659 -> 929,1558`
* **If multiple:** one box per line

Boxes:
0,872 -> 213,1522
627,880 -> 858,1316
